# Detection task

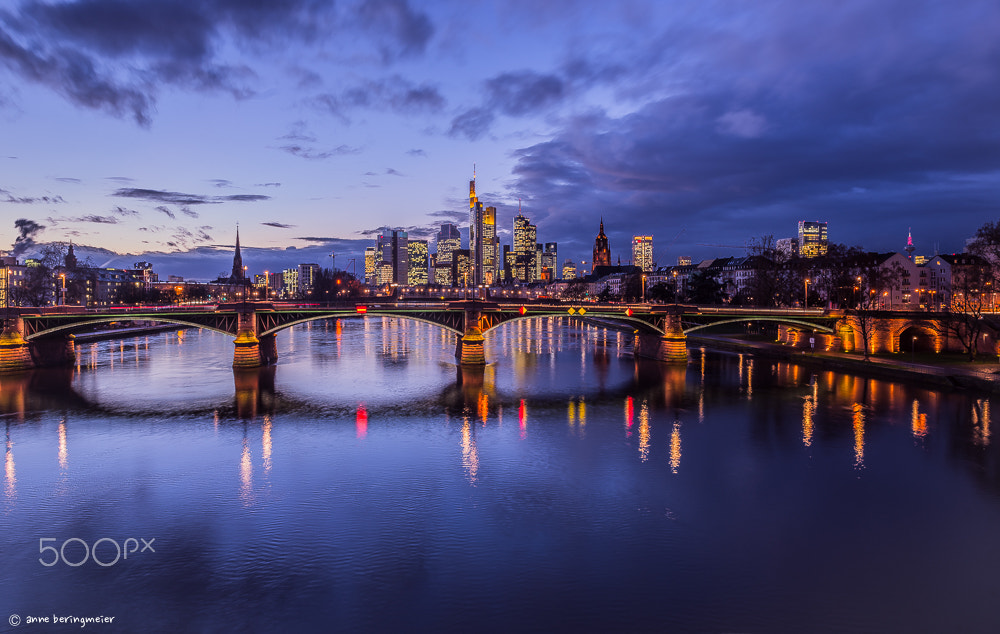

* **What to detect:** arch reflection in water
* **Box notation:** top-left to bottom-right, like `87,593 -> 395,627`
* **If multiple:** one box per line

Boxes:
4,423 -> 14,503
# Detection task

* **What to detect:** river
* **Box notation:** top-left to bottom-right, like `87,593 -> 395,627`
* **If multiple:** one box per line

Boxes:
1,316 -> 998,632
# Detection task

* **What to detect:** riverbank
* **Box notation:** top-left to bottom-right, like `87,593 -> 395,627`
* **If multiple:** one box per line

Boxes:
691,334 -> 1000,392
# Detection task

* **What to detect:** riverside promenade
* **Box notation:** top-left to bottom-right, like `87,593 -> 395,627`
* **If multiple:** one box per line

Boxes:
692,334 -> 1000,392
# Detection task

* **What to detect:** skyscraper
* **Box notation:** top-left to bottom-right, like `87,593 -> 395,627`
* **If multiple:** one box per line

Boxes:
562,259 -> 577,280
513,212 -> 537,283
541,242 -> 558,281
435,223 -> 462,286
469,172 -> 484,286
364,246 -> 377,285
797,221 -> 828,258
407,239 -> 429,285
377,230 -> 409,285
592,219 -> 611,271
632,236 -> 653,272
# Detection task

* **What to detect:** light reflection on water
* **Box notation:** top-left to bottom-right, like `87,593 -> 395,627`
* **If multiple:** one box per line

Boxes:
1,316 -> 1000,632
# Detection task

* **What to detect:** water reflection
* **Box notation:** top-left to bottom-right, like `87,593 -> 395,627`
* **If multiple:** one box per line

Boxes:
4,423 -> 14,503
852,403 -> 866,469
58,419 -> 68,470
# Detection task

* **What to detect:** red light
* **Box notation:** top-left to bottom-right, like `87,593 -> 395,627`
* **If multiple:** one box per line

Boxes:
356,405 -> 368,438
625,308 -> 633,317
355,306 -> 368,314
519,306 -> 527,315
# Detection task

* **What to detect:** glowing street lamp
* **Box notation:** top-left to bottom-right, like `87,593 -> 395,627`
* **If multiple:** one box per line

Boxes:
804,278 -> 810,310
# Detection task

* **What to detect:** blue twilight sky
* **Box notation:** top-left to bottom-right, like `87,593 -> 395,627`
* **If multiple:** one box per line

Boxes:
2,0 -> 999,280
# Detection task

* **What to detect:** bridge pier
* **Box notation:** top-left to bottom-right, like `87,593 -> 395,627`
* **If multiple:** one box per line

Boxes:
0,318 -> 33,373
455,327 -> 486,365
232,309 -> 272,368
634,314 -> 688,363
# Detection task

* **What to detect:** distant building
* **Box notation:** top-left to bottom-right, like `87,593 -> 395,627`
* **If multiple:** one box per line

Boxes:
632,236 -> 653,272
798,221 -> 828,258
676,256 -> 692,266
435,223 -> 462,286
562,259 -> 577,280
297,263 -> 320,295
541,242 -> 558,281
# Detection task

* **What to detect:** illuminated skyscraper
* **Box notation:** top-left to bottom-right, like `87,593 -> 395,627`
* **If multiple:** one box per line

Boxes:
592,219 -> 611,271
364,246 -> 377,285
436,223 -> 462,286
407,239 -> 429,285
632,236 -> 653,272
562,259 -> 577,280
377,230 -> 409,285
513,212 -> 537,283
540,242 -> 557,281
797,221 -> 828,258
297,263 -> 319,295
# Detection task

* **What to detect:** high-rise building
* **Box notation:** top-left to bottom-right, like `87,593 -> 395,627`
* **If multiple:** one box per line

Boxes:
407,239 -> 429,285
632,236 -> 653,272
503,245 -> 515,284
562,259 -> 577,280
297,263 -> 320,295
797,221 -> 828,258
482,205 -> 498,285
541,242 -> 558,281
364,246 -> 377,285
282,268 -> 298,297
377,230 -> 409,285
513,212 -> 537,283
435,223 -> 462,286
469,173 -> 484,286
592,219 -> 611,271
452,249 -> 472,287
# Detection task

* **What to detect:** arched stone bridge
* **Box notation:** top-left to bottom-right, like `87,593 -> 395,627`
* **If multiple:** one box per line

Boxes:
0,301 -> 849,372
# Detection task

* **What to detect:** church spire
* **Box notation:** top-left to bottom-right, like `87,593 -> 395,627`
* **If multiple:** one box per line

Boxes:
231,226 -> 244,281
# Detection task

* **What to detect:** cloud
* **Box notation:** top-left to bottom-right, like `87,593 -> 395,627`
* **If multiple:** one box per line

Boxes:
311,75 -> 445,122
111,205 -> 139,216
181,207 -> 199,218
262,221 -> 294,228
11,218 -> 45,256
112,187 -> 270,204
255,182 -> 281,188
55,176 -> 81,183
407,148 -> 427,157
353,0 -> 434,61
280,144 -> 361,160
295,236 -> 338,243
716,109 -> 767,139
71,214 -> 119,224
2,191 -> 66,204
448,107 -> 495,141
209,179 -> 233,188
385,168 -> 404,176
154,205 -> 176,219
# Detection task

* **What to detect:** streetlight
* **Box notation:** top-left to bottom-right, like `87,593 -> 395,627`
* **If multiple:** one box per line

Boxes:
59,273 -> 66,306
804,278 -> 810,310
641,274 -> 647,303
912,335 -> 916,364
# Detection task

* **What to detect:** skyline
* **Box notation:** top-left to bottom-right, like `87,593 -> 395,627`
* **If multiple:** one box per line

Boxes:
2,0 -> 999,280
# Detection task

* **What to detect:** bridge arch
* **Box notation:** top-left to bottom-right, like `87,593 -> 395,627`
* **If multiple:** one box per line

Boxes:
684,316 -> 836,335
24,315 -> 236,340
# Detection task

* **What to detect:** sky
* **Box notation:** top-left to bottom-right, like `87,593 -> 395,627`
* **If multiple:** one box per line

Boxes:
2,0 -> 999,280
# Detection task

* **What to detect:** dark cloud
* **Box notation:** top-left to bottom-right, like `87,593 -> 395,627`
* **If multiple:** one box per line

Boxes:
312,75 -> 444,122
2,191 -> 66,204
280,144 -> 361,160
55,176 -> 81,183
112,187 -> 270,204
295,236 -> 338,243
11,218 -> 45,256
255,182 -> 281,188
262,221 -> 294,228
209,179 -> 233,188
182,207 -> 199,218
356,224 -> 435,239
353,0 -> 433,61
385,168 -> 403,176
503,1 -> 1000,260
111,205 -> 139,216
485,71 -> 566,117
448,107 -> 495,141
154,205 -> 176,219
71,214 -> 119,224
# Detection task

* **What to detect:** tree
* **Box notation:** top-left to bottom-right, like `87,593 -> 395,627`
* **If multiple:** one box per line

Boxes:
744,235 -> 790,306
685,269 -> 724,304
936,254 -> 994,361
844,253 -> 905,360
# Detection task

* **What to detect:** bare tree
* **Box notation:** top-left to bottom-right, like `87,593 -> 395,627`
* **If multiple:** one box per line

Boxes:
845,253 -> 904,360
936,254 -> 994,360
